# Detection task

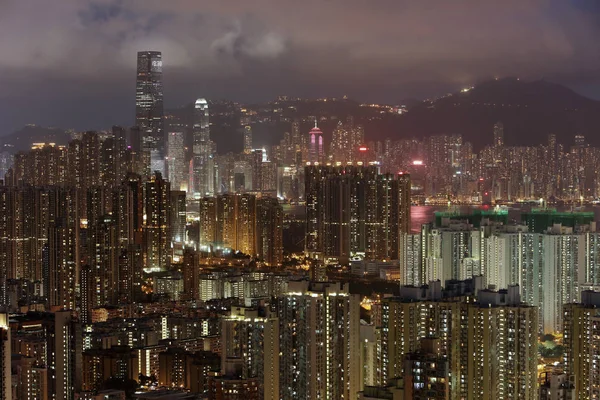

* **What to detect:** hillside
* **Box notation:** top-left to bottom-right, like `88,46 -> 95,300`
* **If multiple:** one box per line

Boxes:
0,125 -> 70,152
392,78 -> 600,149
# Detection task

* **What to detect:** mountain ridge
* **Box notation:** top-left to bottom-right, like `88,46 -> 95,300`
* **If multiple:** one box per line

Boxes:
2,78 -> 599,153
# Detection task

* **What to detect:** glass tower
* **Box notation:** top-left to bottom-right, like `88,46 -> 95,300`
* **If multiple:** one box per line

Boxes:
135,51 -> 164,175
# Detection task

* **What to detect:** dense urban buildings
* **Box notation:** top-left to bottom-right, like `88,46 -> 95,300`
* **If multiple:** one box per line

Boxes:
2,49 -> 600,400
305,164 -> 411,264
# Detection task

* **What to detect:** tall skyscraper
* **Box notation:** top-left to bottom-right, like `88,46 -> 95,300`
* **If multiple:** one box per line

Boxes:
278,281 -> 360,400
192,98 -> 215,197
563,290 -> 600,399
167,131 -> 186,191
144,171 -> 170,271
135,51 -> 164,175
256,197 -> 283,266
308,121 -> 324,164
52,311 -> 82,399
243,126 -> 253,155
87,215 -> 119,307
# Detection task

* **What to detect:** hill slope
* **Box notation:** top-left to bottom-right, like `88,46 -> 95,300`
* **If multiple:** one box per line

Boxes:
393,78 -> 600,148
0,125 -> 70,152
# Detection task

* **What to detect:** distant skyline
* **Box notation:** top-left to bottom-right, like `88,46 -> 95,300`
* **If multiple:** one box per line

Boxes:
1,0 -> 600,133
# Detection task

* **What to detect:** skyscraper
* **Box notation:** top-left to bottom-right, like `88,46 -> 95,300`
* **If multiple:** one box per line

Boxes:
278,281 -> 360,400
192,98 -> 214,197
135,51 -> 164,175
256,197 -> 283,266
563,290 -> 600,399
308,121 -> 324,164
167,131 -> 186,191
243,126 -> 253,155
144,172 -> 170,271
199,194 -> 256,255
170,190 -> 186,244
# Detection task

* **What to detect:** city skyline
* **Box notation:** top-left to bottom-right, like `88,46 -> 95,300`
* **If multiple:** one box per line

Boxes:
3,2 -> 600,399
2,1 -> 600,133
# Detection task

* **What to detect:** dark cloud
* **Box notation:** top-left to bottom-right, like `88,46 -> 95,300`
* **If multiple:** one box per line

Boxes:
0,0 -> 599,133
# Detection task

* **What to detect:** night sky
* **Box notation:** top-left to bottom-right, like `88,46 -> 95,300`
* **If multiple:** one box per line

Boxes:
1,0 -> 600,133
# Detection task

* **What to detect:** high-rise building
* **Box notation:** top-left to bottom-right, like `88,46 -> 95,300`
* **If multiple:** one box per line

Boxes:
330,116 -> 365,164
52,311 -> 82,399
167,131 -> 187,191
221,306 -> 279,400
401,218 -> 596,333
307,121 -> 325,164
170,190 -> 186,244
305,165 -> 411,263
83,346 -> 138,392
192,98 -> 215,197
135,51 -> 164,175
199,194 -> 256,255
87,215 -> 119,306
250,149 -> 264,192
381,281 -> 537,400
48,216 -> 79,309
0,314 -> 11,400
563,290 -> 600,400
243,126 -> 253,155
465,287 -> 538,400
256,197 -> 283,266
144,172 -> 170,271
278,281 -> 360,400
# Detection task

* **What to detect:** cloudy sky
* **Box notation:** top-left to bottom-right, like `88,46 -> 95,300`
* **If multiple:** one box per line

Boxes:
1,0 -> 600,133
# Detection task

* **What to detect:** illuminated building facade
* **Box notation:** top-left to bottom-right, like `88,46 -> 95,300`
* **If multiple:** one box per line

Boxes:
381,283 -> 537,400
563,290 -> 600,400
199,194 -> 256,255
307,121 -> 324,164
167,131 -> 187,191
0,314 -> 10,400
305,165 -> 411,263
192,98 -> 215,197
221,307 -> 279,400
144,171 -> 170,271
278,281 -> 360,400
243,126 -> 253,155
256,197 -> 283,266
136,51 -> 164,175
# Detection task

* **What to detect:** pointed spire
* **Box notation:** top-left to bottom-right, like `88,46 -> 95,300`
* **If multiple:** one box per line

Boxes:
315,118 -> 318,129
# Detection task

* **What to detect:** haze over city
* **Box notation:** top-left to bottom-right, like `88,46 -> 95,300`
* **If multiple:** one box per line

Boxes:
2,0 -> 600,132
